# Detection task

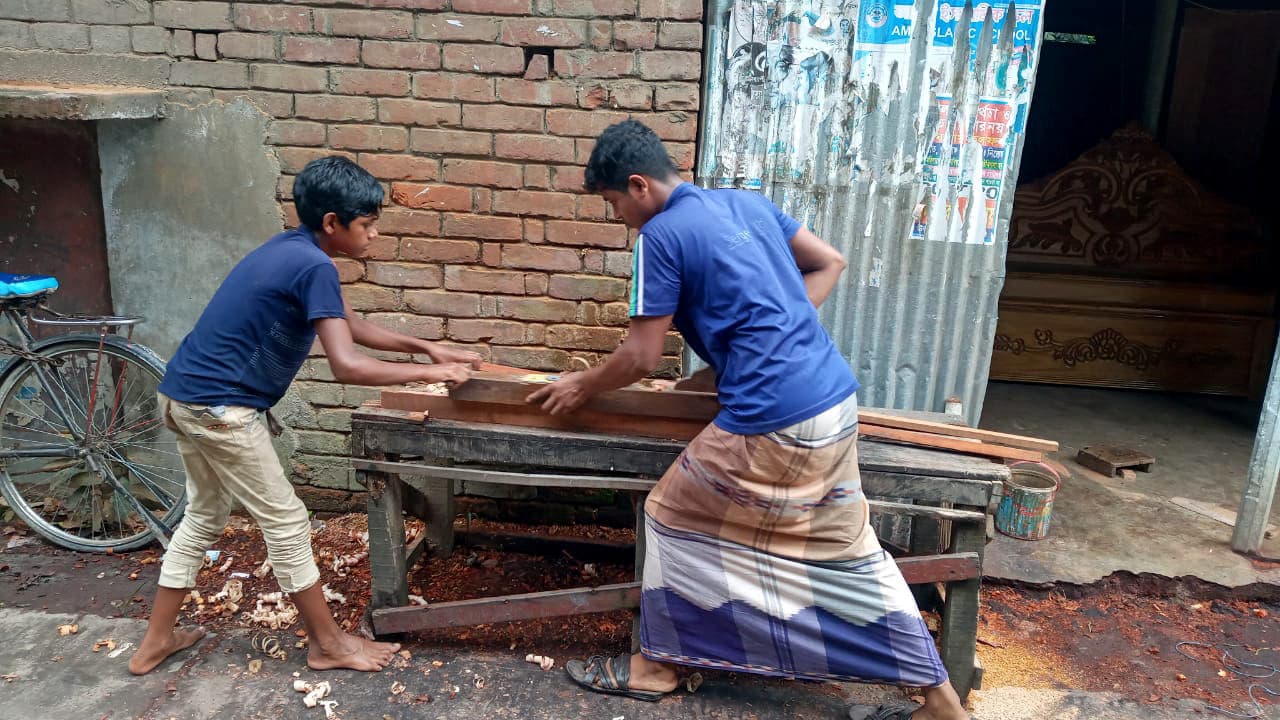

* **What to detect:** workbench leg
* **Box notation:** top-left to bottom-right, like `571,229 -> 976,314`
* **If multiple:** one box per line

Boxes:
421,473 -> 456,557
630,491 -> 647,654
940,514 -> 984,701
365,463 -> 409,613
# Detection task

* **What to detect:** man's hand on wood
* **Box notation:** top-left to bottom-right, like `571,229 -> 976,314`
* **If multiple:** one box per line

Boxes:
527,373 -> 591,416
427,345 -> 484,369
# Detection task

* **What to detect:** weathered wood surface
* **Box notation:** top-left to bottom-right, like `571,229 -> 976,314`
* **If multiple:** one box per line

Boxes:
451,373 -> 722,419
858,425 -> 1043,463
361,458 -> 409,613
940,509 -> 987,700
857,409 -> 1058,452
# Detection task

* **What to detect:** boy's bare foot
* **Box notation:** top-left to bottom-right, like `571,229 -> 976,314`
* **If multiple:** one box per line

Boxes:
307,633 -> 401,672
129,626 -> 207,675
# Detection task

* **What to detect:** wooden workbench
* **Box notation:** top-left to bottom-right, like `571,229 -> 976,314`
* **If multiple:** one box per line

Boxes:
351,406 -> 1008,699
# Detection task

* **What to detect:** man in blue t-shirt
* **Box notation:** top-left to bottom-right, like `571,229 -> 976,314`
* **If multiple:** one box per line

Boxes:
530,122 -> 968,720
131,157 -> 480,676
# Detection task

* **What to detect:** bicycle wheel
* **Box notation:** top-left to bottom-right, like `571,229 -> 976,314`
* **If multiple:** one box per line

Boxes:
0,335 -> 186,552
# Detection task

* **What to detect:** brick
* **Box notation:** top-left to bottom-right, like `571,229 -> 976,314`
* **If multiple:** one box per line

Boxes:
448,319 -> 527,344
576,194 -> 607,221
267,120 -> 325,146
1,0 -> 70,22
606,82 -> 653,109
500,18 -> 586,47
314,9 -> 412,39
0,20 -> 32,49
391,183 -> 471,211
444,266 -> 525,294
295,430 -> 349,456
603,250 -> 633,277
524,273 -> 548,294
330,123 -> 409,152
218,32 -> 276,59
545,108 -> 627,137
376,98 -> 459,127
554,50 -> 633,79
399,237 -> 480,262
170,28 -> 193,55
639,0 -> 701,20
411,128 -> 491,156
154,1 -> 232,30
450,0 -> 531,16
496,297 -> 577,322
71,0 -> 149,23
492,190 -> 575,219
376,208 -> 441,235
523,52 -> 549,80
443,44 -> 524,75
234,4 -> 310,32
461,104 -> 542,133
131,26 -> 169,53
443,159 -> 522,189
636,50 -> 699,80
495,78 -> 577,107
366,262 -> 443,288
481,241 -> 501,265
494,135 -> 575,164
658,21 -> 701,49
500,243 -> 580,271
490,346 -> 569,371
578,83 -> 607,109
654,83 -> 697,110
195,31 -> 216,59
295,380 -> 343,407
251,64 -> 326,92
362,40 -> 441,69
295,94 -> 376,122
89,25 -> 131,53
666,140 -> 695,170
522,166 -> 550,191
366,312 -> 445,340
333,257 -> 365,282
598,302 -> 631,325
582,249 -> 604,273
362,235 -> 400,260
284,36 -> 358,64
33,23 -> 89,51
548,274 -> 628,301
588,20 -> 610,49
171,60 -> 248,88
612,21 -> 655,50
404,290 -> 481,317
442,213 -> 522,241
359,153 -> 439,181
551,165 -> 586,192
416,14 -> 499,42
344,283 -> 402,311
546,324 -> 624,351
546,220 -> 628,248
369,0 -> 447,8
332,68 -> 410,97
276,146 -> 355,174
553,0 -> 636,18
633,111 -> 696,141
522,217 -> 545,241
414,72 -> 495,103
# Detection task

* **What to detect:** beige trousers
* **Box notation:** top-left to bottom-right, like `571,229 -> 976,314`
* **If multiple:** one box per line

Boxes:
157,393 -> 319,593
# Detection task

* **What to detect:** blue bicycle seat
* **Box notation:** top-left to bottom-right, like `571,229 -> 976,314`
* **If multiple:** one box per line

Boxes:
0,272 -> 59,298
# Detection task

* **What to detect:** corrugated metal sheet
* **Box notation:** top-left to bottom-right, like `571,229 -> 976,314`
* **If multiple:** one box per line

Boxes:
695,0 -> 1047,424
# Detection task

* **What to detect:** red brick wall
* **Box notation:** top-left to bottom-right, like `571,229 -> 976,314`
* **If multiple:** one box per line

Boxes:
0,0 -> 701,501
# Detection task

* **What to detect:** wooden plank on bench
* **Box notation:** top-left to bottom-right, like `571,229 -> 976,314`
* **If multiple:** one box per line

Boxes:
859,424 -> 1044,463
372,582 -> 643,634
896,552 -> 979,584
858,410 -> 1058,453
354,459 -> 658,492
451,373 -> 721,420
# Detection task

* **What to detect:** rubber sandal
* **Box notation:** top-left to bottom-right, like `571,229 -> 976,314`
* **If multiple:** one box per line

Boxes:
564,652 -> 669,702
847,703 -> 921,720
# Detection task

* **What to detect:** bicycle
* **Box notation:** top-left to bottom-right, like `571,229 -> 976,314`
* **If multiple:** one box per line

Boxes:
0,272 -> 185,552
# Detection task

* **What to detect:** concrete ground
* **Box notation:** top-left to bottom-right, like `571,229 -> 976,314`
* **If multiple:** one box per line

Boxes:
980,381 -> 1280,587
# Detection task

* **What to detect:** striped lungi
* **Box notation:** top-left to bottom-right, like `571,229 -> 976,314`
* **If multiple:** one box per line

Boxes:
638,393 -> 948,687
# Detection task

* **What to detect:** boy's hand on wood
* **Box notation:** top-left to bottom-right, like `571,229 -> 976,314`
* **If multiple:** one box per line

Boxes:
527,373 -> 590,416
427,346 -> 483,369
422,363 -> 472,387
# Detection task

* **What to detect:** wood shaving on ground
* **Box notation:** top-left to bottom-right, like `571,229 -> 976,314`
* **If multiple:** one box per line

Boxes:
524,654 -> 555,671
107,642 -> 134,659
252,559 -> 273,579
322,584 -> 347,604
293,679 -> 331,708
57,624 -> 78,636
390,680 -> 406,695
248,659 -> 263,674
408,594 -> 427,606
0,674 -> 16,682
320,700 -> 338,719
248,592 -> 299,629
251,633 -> 287,661
92,639 -> 117,653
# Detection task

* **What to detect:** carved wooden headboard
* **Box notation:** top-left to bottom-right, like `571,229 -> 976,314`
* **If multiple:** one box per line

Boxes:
1007,125 -> 1269,282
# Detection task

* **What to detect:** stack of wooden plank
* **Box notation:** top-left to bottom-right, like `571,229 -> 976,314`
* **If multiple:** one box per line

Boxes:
379,369 -> 1058,462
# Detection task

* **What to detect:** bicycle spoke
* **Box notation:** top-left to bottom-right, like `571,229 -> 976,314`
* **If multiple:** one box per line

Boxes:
104,452 -> 181,508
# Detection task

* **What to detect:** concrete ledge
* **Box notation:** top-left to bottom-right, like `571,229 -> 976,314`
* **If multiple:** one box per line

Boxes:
0,82 -> 165,120
0,50 -> 172,88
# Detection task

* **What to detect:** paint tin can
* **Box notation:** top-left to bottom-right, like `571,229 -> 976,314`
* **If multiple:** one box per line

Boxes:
995,462 -> 1060,541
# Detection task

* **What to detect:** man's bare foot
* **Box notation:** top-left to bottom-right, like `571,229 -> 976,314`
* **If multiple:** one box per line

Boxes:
129,627 -> 207,675
307,633 -> 401,672
628,653 -> 679,693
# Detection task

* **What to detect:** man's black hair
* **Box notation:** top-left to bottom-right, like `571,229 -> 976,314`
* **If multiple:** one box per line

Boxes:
584,120 -> 679,193
293,156 -> 384,230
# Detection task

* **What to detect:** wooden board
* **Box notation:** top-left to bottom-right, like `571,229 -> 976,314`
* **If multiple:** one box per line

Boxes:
857,410 -> 1058,453
858,425 -> 1044,463
451,373 -> 721,420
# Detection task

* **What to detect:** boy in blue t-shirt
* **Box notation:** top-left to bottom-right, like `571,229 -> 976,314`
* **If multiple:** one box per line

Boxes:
130,157 -> 480,675
530,122 -> 967,720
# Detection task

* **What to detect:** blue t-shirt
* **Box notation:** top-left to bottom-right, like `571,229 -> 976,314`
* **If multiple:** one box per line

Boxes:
159,227 -> 346,409
630,183 -> 859,435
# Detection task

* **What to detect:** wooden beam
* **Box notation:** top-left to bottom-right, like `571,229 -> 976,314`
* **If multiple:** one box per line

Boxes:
451,373 -> 721,420
361,459 -> 658,492
857,410 -> 1058,453
896,552 -> 980,584
858,425 -> 1043,463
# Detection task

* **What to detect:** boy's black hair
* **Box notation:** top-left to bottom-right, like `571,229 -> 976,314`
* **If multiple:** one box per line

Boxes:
584,120 -> 679,193
293,156 -> 384,230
